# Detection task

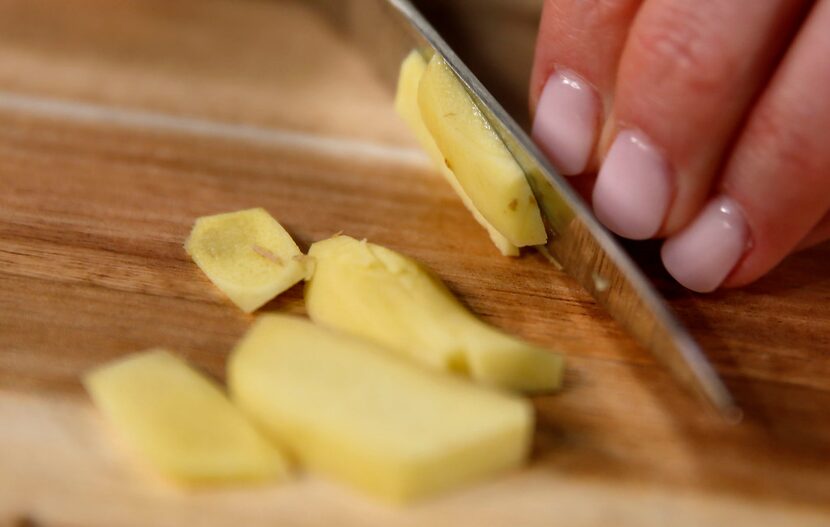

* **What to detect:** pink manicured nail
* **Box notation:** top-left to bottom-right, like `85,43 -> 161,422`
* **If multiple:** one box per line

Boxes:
661,196 -> 750,293
532,70 -> 599,175
593,130 -> 673,240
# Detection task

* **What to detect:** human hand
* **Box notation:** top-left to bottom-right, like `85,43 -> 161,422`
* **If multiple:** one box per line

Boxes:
530,0 -> 830,292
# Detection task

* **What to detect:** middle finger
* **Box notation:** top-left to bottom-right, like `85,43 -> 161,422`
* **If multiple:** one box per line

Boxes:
592,0 -> 809,240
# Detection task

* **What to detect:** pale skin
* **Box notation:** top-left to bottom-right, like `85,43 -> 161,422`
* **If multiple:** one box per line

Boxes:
529,0 -> 830,292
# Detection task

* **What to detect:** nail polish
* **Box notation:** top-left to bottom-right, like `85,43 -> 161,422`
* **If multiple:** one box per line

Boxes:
593,130 -> 673,240
531,69 -> 599,176
661,196 -> 750,293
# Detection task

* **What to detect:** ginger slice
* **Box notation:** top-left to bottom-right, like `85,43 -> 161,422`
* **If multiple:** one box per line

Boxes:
395,51 -> 519,256
185,208 -> 307,312
84,349 -> 288,485
418,54 -> 546,248
305,235 -> 564,392
228,315 -> 532,503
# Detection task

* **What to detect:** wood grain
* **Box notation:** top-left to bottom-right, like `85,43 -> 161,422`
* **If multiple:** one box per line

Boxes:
1,1 -> 829,526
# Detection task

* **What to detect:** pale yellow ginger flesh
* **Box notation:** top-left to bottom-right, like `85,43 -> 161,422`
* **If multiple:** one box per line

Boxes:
185,208 -> 309,313
84,350 -> 288,486
395,51 -> 518,256
418,54 -> 547,248
305,236 -> 564,392
228,314 -> 532,503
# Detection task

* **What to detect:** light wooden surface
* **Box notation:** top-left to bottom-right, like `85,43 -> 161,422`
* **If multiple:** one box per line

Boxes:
1,1 -> 830,526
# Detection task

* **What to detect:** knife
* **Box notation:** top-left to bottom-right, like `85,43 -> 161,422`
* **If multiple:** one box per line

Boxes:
330,0 -> 739,418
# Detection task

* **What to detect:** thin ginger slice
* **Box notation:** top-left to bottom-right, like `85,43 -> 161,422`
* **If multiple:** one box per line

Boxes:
418,54 -> 547,248
395,50 -> 519,256
185,208 -> 309,313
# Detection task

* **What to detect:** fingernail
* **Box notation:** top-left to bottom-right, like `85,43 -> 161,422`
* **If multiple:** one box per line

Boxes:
661,196 -> 750,293
592,130 -> 673,240
531,69 -> 599,176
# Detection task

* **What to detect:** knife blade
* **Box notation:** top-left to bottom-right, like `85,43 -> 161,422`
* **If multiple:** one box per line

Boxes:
332,0 -> 739,419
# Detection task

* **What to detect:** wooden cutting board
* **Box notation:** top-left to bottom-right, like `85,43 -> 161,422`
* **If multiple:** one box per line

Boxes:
1,1 -> 829,525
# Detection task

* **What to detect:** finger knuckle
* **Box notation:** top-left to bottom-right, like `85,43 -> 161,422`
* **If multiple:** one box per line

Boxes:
549,0 -> 636,31
590,0 -> 637,26
632,5 -> 735,94
749,106 -> 820,179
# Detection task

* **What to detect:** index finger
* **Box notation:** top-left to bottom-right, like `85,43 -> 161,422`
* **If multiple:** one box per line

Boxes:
530,0 -> 642,175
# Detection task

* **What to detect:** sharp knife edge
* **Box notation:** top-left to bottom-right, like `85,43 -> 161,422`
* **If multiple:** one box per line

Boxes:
338,0 -> 740,419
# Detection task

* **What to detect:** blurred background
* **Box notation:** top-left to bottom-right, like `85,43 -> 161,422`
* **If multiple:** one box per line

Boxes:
0,0 -> 543,138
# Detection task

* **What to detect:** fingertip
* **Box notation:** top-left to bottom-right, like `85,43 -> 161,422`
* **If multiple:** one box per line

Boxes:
593,130 -> 673,240
661,196 -> 750,293
531,69 -> 600,176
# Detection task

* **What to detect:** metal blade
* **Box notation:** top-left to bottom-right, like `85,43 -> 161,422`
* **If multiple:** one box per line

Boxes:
330,0 -> 739,418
